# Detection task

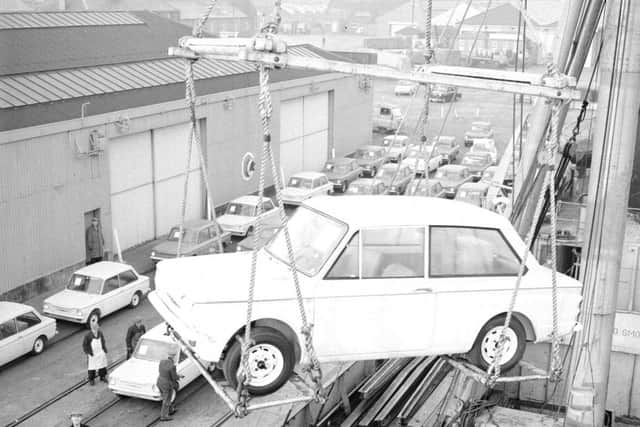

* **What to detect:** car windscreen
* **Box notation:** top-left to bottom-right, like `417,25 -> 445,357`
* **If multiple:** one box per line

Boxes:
265,206 -> 347,276
167,227 -> 198,243
288,177 -> 313,189
225,203 -> 256,216
67,274 -> 102,294
355,149 -> 379,159
134,338 -> 179,362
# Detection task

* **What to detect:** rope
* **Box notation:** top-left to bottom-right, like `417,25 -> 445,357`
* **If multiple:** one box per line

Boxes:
176,67 -> 195,258
424,0 -> 433,63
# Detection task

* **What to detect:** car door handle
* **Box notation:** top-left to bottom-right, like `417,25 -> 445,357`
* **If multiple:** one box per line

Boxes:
413,287 -> 433,293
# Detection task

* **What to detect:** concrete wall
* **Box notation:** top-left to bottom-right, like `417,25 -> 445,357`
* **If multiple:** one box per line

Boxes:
0,73 -> 373,299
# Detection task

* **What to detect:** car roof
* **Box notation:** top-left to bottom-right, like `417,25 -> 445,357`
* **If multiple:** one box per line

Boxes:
74,261 -> 136,279
173,219 -> 216,231
352,178 -> 384,186
290,171 -> 326,179
230,195 -> 271,206
459,182 -> 489,191
0,301 -> 36,320
304,195 -> 510,229
327,157 -> 355,165
439,164 -> 468,172
375,103 -> 398,108
473,138 -> 495,144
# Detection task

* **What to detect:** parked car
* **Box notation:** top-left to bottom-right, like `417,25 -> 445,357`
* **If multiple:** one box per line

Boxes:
150,220 -> 231,262
0,302 -> 57,366
352,145 -> 388,177
405,179 -> 447,198
108,323 -> 208,400
402,145 -> 443,176
375,163 -> 414,195
464,121 -> 494,147
455,182 -> 512,213
382,134 -> 410,163
394,80 -> 419,96
482,166 -> 515,188
236,223 -> 282,252
432,136 -> 460,164
461,152 -> 493,182
322,158 -> 363,193
43,262 -> 150,326
433,164 -> 473,198
217,196 -> 279,237
373,103 -> 403,132
282,172 -> 333,206
345,178 -> 387,195
470,138 -> 498,164
429,84 -> 461,103
149,196 -> 582,396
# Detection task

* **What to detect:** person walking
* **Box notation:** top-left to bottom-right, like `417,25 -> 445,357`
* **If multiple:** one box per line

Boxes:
157,350 -> 182,421
85,217 -> 105,265
83,322 -> 108,385
125,317 -> 146,359
69,412 -> 89,427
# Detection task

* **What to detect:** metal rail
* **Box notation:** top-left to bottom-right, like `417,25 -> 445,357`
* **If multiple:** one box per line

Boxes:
144,378 -> 210,427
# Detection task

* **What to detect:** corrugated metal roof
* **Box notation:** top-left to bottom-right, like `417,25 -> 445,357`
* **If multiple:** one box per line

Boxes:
0,12 -> 144,30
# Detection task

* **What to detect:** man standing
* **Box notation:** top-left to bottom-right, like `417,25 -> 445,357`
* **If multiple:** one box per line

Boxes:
157,350 -> 181,422
82,322 -> 108,385
69,412 -> 89,427
85,217 -> 104,265
125,317 -> 146,359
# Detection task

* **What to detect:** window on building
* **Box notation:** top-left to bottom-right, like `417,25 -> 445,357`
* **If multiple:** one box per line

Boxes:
362,227 -> 425,278
430,227 -> 521,277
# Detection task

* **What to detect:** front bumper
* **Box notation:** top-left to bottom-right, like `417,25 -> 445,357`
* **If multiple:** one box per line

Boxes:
43,308 -> 84,323
282,197 -> 305,206
109,383 -> 161,401
220,225 -> 248,237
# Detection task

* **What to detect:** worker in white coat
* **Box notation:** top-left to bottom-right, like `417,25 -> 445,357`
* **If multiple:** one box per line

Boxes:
82,322 -> 108,385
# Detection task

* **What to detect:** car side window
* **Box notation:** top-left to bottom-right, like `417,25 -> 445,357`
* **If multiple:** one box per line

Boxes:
362,227 -> 425,278
430,227 -> 521,277
208,225 -> 219,238
326,233 -> 359,279
119,270 -> 138,286
15,312 -> 41,332
380,107 -> 391,115
179,350 -> 188,363
319,176 -> 328,186
103,276 -> 120,293
263,201 -> 274,212
0,319 -> 17,340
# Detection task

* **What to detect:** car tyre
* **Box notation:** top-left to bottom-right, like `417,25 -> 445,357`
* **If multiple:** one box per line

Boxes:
468,316 -> 526,372
130,291 -> 142,308
87,310 -> 100,328
222,327 -> 295,396
33,336 -> 47,355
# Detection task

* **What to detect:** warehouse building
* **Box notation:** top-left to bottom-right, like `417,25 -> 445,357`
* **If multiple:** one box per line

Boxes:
0,11 -> 373,300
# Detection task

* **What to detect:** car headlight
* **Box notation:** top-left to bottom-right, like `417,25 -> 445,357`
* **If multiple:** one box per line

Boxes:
151,251 -> 156,256
109,377 -> 117,386
74,308 -> 83,316
43,303 -> 50,311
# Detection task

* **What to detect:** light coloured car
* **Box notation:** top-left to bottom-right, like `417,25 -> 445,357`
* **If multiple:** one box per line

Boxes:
402,145 -> 443,176
345,178 -> 387,195
0,302 -> 57,366
394,80 -> 418,96
43,262 -> 150,326
470,138 -> 498,164
375,163 -> 414,195
406,179 -> 446,198
455,182 -> 512,214
382,134 -> 410,163
432,136 -> 460,164
433,164 -> 473,198
217,196 -> 279,237
373,103 -> 403,132
482,166 -> 515,187
150,219 -> 231,262
149,196 -> 581,396
281,172 -> 333,206
461,152 -> 493,181
464,121 -> 494,147
108,323 -> 207,400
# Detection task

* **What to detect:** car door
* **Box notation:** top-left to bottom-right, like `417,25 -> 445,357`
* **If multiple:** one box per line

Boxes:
176,349 -> 200,389
426,226 -> 527,354
262,200 -> 277,221
101,275 -> 125,314
15,311 -> 42,355
118,270 -> 140,305
0,318 -> 21,364
313,228 -> 435,360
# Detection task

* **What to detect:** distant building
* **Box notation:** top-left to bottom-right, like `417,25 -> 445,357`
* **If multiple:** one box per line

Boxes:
169,0 -> 256,37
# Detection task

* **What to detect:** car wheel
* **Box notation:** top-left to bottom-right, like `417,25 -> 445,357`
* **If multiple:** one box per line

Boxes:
340,182 -> 347,193
130,291 -> 142,308
87,310 -> 100,328
222,327 -> 295,396
371,167 -> 377,177
468,316 -> 526,372
33,336 -> 47,355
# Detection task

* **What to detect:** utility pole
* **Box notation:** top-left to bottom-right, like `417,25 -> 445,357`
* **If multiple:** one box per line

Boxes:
566,0 -> 640,425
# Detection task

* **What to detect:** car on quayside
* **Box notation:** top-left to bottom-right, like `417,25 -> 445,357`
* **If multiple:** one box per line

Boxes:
429,84 -> 461,103
394,80 -> 419,96
432,136 -> 460,164
461,152 -> 493,182
352,145 -> 388,177
433,164 -> 473,198
381,134 -> 410,163
108,323 -> 209,400
236,216 -> 283,252
344,178 -> 388,195
217,195 -> 279,237
281,172 -> 333,206
150,219 -> 231,263
43,262 -> 150,327
482,166 -> 515,188
464,121 -> 494,147
375,163 -> 414,195
405,179 -> 447,198
0,302 -> 57,367
469,138 -> 498,164
401,145 -> 443,176
455,182 -> 512,214
148,196 -> 582,396
322,158 -> 363,193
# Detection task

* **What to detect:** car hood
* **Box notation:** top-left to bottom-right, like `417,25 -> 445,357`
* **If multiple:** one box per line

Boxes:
217,214 -> 253,227
111,358 -> 158,385
155,251 -> 309,303
437,178 -> 463,188
324,171 -> 347,180
45,289 -> 101,308
152,240 -> 197,255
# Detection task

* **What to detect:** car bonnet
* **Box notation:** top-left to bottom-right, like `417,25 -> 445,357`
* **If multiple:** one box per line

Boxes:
45,289 -> 102,308
110,357 -> 159,386
217,214 -> 253,227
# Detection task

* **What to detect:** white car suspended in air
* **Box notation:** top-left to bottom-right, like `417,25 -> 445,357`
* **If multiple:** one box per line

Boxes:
149,196 -> 581,396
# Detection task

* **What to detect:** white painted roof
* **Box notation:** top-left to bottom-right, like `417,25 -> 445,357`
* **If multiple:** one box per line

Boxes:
74,261 -> 135,279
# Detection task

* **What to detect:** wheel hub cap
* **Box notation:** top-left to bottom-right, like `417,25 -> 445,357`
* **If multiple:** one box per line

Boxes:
481,326 -> 518,366
245,343 -> 284,387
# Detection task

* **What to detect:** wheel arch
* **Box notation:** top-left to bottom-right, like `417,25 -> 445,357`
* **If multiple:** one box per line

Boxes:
221,318 -> 302,363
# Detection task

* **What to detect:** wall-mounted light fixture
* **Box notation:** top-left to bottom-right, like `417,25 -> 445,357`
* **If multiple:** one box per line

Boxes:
114,115 -> 130,132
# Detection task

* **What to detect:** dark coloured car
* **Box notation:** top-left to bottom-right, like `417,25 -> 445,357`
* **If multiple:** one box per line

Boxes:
433,136 -> 460,164
461,152 -> 493,182
430,85 -> 462,103
353,145 -> 388,177
322,158 -> 363,192
433,164 -> 472,198
405,179 -> 446,198
375,163 -> 414,195
345,178 -> 387,195
150,219 -> 231,262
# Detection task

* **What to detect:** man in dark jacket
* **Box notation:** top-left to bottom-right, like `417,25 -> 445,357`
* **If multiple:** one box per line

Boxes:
125,317 -> 146,359
85,217 -> 105,265
157,350 -> 182,421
